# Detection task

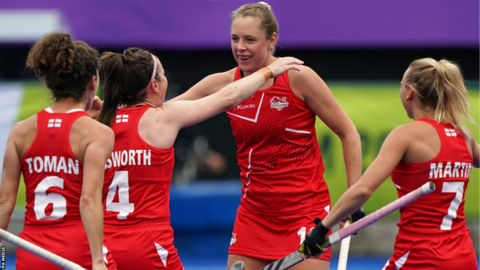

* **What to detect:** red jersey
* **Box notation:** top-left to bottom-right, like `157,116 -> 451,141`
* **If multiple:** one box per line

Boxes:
103,106 -> 175,225
21,108 -> 87,225
226,67 -> 330,216
391,118 -> 473,234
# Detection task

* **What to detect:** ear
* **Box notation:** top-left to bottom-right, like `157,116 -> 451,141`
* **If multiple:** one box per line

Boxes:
268,32 -> 278,50
405,85 -> 415,100
150,80 -> 160,93
87,75 -> 98,92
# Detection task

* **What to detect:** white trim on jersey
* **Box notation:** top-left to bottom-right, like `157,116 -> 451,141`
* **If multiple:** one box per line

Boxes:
285,128 -> 311,134
226,93 -> 265,123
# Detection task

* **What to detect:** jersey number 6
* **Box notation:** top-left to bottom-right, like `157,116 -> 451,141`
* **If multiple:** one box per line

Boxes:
34,176 -> 67,220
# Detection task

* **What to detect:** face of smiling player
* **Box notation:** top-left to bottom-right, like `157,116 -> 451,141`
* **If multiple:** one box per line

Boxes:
231,16 -> 277,77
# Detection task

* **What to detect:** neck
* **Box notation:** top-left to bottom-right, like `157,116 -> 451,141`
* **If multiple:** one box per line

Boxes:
412,105 -> 435,120
50,99 -> 86,112
128,99 -> 160,108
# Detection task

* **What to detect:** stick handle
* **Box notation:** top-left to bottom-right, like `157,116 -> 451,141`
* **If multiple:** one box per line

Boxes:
0,228 -> 86,270
337,219 -> 351,270
326,182 -> 435,246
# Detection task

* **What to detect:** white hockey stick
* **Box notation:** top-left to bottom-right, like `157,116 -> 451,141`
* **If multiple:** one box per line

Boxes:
0,228 -> 86,270
258,182 -> 436,270
337,219 -> 351,270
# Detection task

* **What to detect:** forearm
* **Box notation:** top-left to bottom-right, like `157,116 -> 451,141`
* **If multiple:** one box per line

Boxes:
340,130 -> 362,187
0,188 -> 18,231
0,206 -> 14,231
322,184 -> 371,228
80,197 -> 105,265
221,69 -> 270,110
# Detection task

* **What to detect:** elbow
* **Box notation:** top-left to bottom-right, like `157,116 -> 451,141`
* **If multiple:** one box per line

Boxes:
79,194 -> 100,208
221,89 -> 241,110
354,185 -> 373,203
0,196 -> 16,216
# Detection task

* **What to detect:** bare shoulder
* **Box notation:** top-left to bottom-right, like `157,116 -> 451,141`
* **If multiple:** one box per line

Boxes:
287,65 -> 329,101
288,65 -> 319,84
74,116 -> 114,143
10,115 -> 37,136
390,121 -> 435,138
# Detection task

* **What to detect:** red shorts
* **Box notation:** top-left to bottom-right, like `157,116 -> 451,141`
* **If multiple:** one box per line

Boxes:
104,220 -> 183,270
383,226 -> 477,270
16,223 -> 117,270
228,205 -> 332,261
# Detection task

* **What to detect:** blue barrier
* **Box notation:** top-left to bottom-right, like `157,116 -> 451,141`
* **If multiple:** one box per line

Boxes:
170,180 -> 242,232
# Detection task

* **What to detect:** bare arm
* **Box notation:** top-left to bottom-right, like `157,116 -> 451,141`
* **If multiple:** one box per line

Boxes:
164,57 -> 304,130
321,125 -> 410,228
466,130 -> 480,168
79,122 -> 114,270
168,68 -> 236,102
0,124 -> 22,232
290,67 -> 362,187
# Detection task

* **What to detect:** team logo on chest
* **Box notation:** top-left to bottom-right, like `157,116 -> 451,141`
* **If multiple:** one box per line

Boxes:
270,96 -> 288,111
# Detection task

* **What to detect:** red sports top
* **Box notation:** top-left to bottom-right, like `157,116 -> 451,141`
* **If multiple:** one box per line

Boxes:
21,108 -> 87,225
391,118 -> 473,234
103,106 -> 175,225
226,67 -> 330,216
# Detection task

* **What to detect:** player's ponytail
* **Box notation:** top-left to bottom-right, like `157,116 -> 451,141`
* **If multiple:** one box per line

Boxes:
405,58 -> 476,137
98,48 -> 159,126
98,52 -> 125,126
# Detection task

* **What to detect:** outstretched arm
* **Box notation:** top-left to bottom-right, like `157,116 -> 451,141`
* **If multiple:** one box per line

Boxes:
169,68 -> 236,102
298,125 -> 409,257
165,57 -> 304,130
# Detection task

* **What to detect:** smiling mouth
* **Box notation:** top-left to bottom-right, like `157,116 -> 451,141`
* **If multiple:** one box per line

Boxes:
238,55 -> 252,61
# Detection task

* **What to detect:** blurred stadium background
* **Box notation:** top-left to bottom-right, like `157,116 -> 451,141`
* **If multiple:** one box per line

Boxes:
0,0 -> 478,269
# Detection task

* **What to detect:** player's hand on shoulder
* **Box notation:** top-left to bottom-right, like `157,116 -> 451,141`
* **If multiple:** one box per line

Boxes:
266,57 -> 304,78
298,218 -> 329,258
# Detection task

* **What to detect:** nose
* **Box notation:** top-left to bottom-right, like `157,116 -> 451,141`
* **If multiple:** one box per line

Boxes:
237,39 -> 247,51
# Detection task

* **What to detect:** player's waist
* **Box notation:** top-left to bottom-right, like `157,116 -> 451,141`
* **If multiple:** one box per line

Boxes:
240,195 -> 330,217
23,219 -> 82,230
398,221 -> 466,236
104,218 -> 171,229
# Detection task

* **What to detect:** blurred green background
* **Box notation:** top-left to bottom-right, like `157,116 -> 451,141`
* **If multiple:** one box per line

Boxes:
15,81 -> 479,218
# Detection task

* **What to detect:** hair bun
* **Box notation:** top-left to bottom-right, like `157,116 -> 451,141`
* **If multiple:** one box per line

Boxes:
258,1 -> 271,10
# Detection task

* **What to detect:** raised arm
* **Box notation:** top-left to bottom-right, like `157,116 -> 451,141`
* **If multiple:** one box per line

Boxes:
78,120 -> 114,270
289,67 -> 362,187
169,68 -> 236,102
165,57 -> 304,130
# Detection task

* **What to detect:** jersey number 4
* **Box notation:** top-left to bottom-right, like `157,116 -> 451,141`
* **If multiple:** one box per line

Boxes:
106,171 -> 134,219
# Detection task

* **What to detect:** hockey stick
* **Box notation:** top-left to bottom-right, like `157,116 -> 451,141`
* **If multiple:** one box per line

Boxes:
0,228 -> 86,270
337,219 -> 351,270
258,182 -> 436,270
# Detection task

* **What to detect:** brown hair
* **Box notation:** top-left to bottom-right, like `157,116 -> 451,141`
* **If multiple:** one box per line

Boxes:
97,47 -> 160,126
231,2 -> 279,42
405,57 -> 476,136
26,32 -> 99,102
